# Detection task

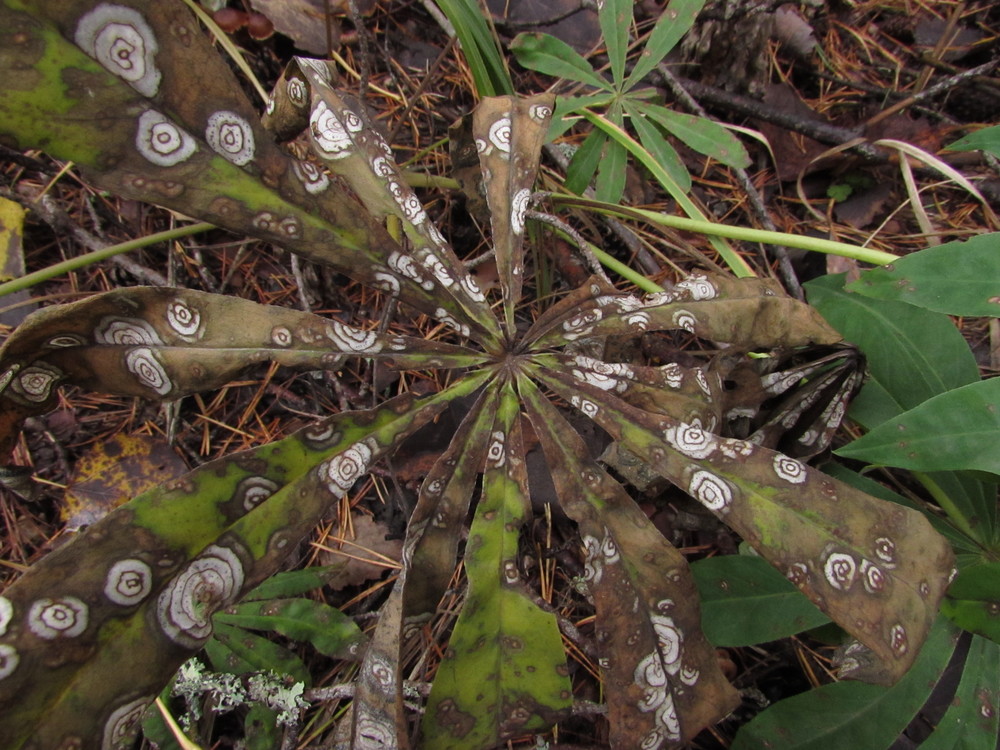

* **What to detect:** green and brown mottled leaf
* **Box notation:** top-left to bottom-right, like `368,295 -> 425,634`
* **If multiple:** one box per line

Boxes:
0,287 -> 484,456
422,382 -> 573,749
536,363 -> 955,685
526,273 -> 841,350
0,375 -> 487,748
521,377 -> 739,747
0,0 -> 496,347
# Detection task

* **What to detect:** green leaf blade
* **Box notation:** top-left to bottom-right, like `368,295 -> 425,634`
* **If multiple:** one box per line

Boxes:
848,233 -> 1000,317
626,99 -> 692,193
836,378 -> 1000,476
805,274 -> 980,411
948,125 -> 1000,158
731,620 -> 958,750
692,555 -> 831,647
510,32 -> 610,90
940,563 -> 1000,643
422,384 -> 572,749
600,0 -> 632,88
634,101 -> 750,169
625,0 -> 708,88
215,598 -> 366,659
919,634 -> 1000,750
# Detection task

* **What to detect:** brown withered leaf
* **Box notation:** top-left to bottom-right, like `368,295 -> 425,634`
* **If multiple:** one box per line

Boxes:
318,514 -> 403,590
63,434 -> 188,531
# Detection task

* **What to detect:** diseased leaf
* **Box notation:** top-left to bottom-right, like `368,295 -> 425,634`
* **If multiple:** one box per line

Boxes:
0,196 -> 34,327
848,233 -> 1000,317
536,362 -> 955,685
692,555 -> 830,647
423,383 -> 573,750
0,2 -> 499,347
466,95 -> 554,332
836,378 -> 1000,476
521,376 -> 739,747
0,286 -> 484,454
528,273 -> 841,350
265,57 -> 500,343
0,375 -> 487,747
940,564 -> 1000,644
731,619 -> 958,750
63,433 -> 188,530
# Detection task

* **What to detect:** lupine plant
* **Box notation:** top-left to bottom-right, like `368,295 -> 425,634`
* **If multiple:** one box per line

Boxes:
0,1 -> 956,749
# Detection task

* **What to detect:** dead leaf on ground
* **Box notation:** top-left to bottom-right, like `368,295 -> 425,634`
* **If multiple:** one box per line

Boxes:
62,433 -> 188,530
318,513 -> 403,590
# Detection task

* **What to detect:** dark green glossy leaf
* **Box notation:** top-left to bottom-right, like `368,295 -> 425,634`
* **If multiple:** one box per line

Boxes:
837,378 -> 1000,476
731,619 -> 958,750
920,634 -> 1000,750
805,274 -> 980,410
434,0 -> 513,96
241,564 -> 348,602
692,555 -> 830,646
595,135 -> 628,205
564,128 -> 608,195
807,274 -> 997,543
243,704 -> 283,750
941,563 -> 1000,644
849,233 -> 1000,317
600,0 -> 632,87
509,32 -> 610,90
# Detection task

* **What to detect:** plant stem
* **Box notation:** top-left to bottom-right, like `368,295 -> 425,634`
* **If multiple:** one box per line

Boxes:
913,471 -> 985,544
0,222 -> 216,297
551,194 -> 900,266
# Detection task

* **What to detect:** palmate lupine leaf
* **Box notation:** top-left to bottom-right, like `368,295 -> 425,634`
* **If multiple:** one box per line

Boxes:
0,0 -> 497,347
0,373 -> 490,748
519,377 -> 738,748
0,286 -> 486,454
263,57 -> 501,345
422,381 -> 572,749
464,95 -> 554,334
340,386 -> 501,749
535,362 -> 955,685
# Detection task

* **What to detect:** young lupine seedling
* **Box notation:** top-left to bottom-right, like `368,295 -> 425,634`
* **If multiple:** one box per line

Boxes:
0,2 -> 955,749
510,0 -> 754,273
